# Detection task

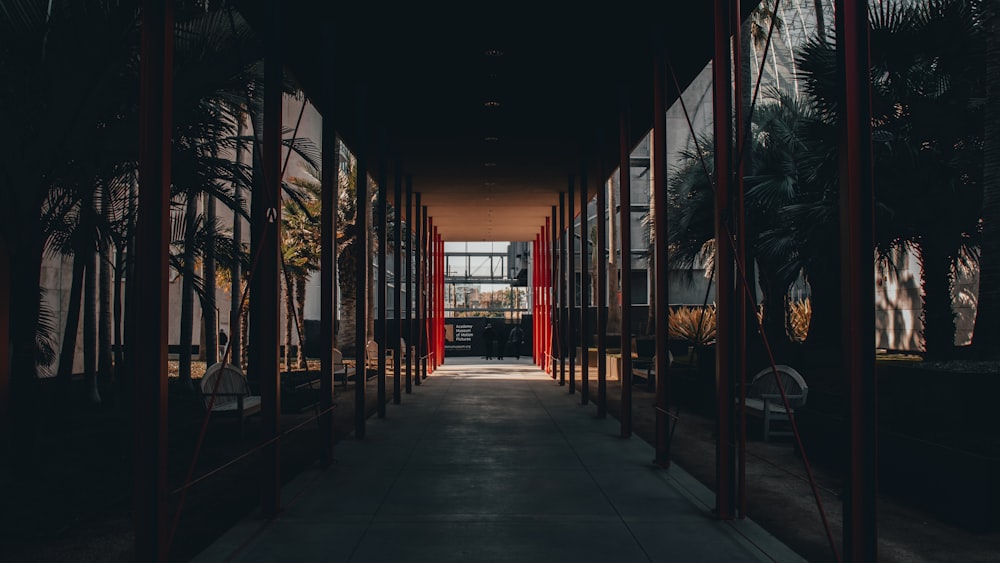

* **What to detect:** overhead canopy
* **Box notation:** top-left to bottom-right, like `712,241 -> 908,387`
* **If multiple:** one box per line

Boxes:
238,2 -> 729,241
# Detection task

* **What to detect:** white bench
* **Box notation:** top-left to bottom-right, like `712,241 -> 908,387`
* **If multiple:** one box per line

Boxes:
201,363 -> 261,438
744,365 -> 808,442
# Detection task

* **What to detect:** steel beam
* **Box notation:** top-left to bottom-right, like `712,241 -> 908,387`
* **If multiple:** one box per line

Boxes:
713,0 -> 736,520
393,164 -> 403,404
134,1 -> 173,557
836,0 -> 878,559
596,166 -> 608,419
731,0 -> 749,517
580,164 -> 590,405
319,29 -> 338,465
406,179 -> 413,393
551,206 -> 559,379
414,194 -> 423,386
354,88 -> 369,439
652,47 -> 671,468
377,150 -> 387,418
619,92 -> 633,439
568,176 -> 576,394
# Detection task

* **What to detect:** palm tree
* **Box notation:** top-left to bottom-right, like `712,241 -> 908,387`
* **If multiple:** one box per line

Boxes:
796,0 -> 985,359
283,173 -> 322,370
336,162 -> 363,355
972,0 -> 1000,357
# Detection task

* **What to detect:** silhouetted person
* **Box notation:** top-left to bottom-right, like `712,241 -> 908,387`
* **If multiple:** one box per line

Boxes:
482,323 -> 496,359
218,329 -> 229,360
507,324 -> 524,360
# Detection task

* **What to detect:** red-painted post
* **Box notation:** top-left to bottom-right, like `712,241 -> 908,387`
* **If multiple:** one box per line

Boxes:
837,0 -> 878,559
596,166 -> 608,419
405,179 -> 414,394
393,165 -> 402,405
353,88 -> 369,439
134,2 -> 173,557
619,92 -> 633,439
568,177 -> 576,393
713,0 -> 736,520
580,164 -> 590,405
414,194 -> 423,386
377,154 -> 388,418
652,47 -> 671,468
558,191 -> 566,386
319,35 -> 338,465
731,0 -> 749,517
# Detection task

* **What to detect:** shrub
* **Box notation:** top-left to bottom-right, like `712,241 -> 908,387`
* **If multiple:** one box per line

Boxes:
668,305 -> 717,346
787,298 -> 811,342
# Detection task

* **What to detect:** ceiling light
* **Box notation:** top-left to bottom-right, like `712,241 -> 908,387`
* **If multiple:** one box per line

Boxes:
484,100 -> 500,108
485,49 -> 503,57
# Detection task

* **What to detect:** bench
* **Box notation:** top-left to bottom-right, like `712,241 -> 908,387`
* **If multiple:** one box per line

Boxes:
201,362 -> 261,438
743,365 -> 808,442
334,348 -> 357,388
630,349 -> 673,391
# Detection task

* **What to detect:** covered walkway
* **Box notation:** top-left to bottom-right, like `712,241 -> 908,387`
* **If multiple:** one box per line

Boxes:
194,359 -> 802,562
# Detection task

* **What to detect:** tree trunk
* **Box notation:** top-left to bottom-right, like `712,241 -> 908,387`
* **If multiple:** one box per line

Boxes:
338,240 -> 359,355
98,184 -> 114,388
367,191 -> 376,342
119,174 -> 138,408
113,245 -> 125,381
284,274 -> 294,372
295,274 -> 308,368
56,249 -> 86,384
203,191 -> 217,366
607,178 -> 621,334
920,241 -> 957,360
813,0 -> 827,41
972,0 -> 1000,358
7,220 -> 46,472
240,298 -> 250,371
84,233 -> 100,404
230,116 -> 245,367
178,190 -> 198,391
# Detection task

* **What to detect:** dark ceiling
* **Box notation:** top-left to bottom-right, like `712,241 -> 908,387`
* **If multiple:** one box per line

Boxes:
238,2 -> 729,241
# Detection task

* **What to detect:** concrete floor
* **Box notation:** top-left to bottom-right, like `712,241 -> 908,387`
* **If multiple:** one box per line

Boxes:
193,359 -> 805,562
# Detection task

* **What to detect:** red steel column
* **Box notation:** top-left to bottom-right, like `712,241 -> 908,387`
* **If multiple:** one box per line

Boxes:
0,240 -> 8,451
580,168 -> 590,406
252,0 -> 284,516
713,0 -> 737,520
596,166 -> 608,419
413,197 -> 427,385
558,192 -> 566,386
353,89 -> 369,439
533,235 -> 539,365
550,207 -> 559,379
837,0 -> 878,559
653,47 -> 671,468
393,163 -> 403,404
568,177 -> 576,394
319,28 -> 338,465
377,154 -> 388,418
135,1 -> 173,558
426,218 -> 434,373
437,232 -> 443,366
405,179 -> 414,394
618,92 -> 633,439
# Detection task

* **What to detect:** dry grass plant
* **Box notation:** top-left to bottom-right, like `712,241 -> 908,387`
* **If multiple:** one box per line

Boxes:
788,298 -> 811,342
668,305 -> 717,345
